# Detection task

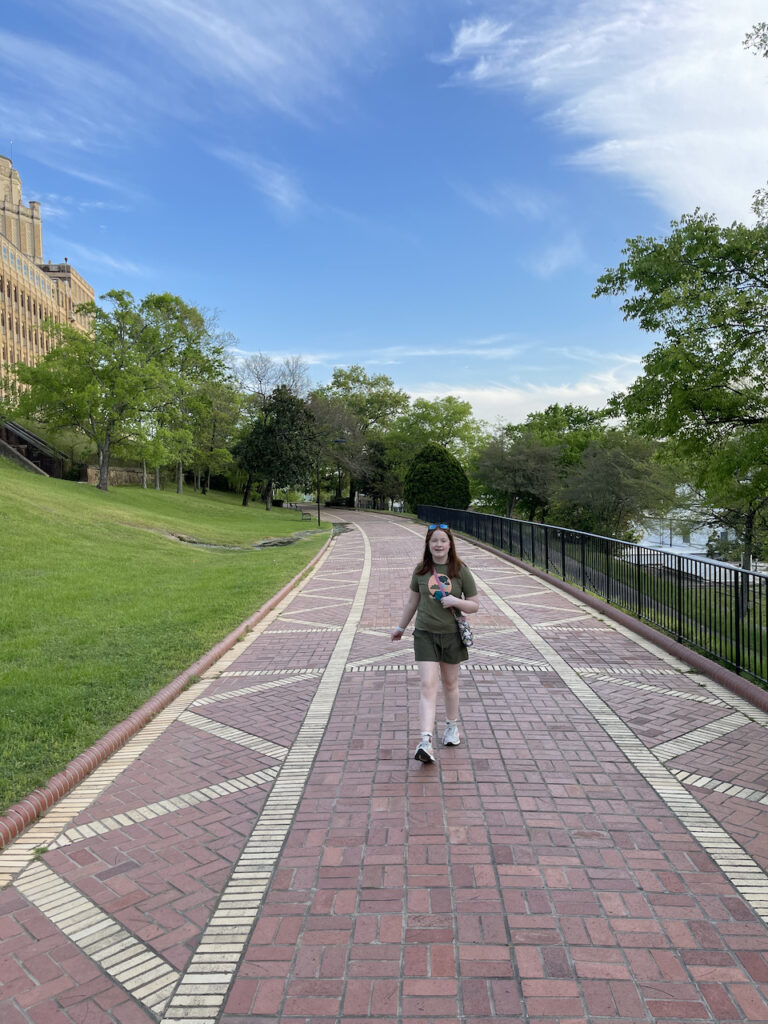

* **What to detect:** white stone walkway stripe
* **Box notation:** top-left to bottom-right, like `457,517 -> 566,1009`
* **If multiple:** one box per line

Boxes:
215,667 -> 318,678
587,673 -> 728,707
0,677 -> 209,887
160,526 -> 372,1024
345,662 -> 544,673
278,615 -> 351,629
16,862 -> 180,1015
673,768 -> 768,805
50,768 -> 280,850
192,673 -> 319,707
289,592 -> 353,605
475,568 -> 768,928
574,665 -> 682,676
514,569 -> 768,727
267,627 -> 342,634
178,711 -> 288,760
651,712 -> 752,762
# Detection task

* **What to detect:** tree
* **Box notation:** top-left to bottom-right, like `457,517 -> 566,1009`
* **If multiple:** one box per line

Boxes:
594,211 -> 768,566
314,366 -> 409,506
234,385 -> 316,508
474,404 -> 607,521
391,395 -> 484,462
9,291 -> 169,490
554,432 -> 676,539
140,295 -> 230,494
475,428 -> 560,519
403,442 -> 471,513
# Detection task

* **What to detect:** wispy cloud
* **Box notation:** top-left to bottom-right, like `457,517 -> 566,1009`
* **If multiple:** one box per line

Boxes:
529,233 -> 586,277
441,0 -> 768,222
45,237 -> 150,277
212,149 -> 307,213
69,0 -> 390,118
31,193 -> 131,221
454,179 -> 554,219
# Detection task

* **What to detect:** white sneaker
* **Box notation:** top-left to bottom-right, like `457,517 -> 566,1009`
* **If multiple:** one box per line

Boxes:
442,722 -> 460,746
414,738 -> 435,764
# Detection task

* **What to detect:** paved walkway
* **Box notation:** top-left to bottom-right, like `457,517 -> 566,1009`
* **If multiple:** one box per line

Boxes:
2,511 -> 768,1023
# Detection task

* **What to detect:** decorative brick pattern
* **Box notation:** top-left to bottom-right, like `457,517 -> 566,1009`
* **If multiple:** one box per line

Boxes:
2,512 -> 768,1023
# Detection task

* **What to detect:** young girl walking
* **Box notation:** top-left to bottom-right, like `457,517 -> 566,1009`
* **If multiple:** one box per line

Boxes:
391,523 -> 479,763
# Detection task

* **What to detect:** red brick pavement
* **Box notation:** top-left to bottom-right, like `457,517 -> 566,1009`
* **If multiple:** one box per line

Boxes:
2,511 -> 768,1022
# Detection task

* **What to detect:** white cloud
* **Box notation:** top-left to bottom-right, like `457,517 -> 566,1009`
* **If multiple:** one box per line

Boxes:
213,148 -> 306,213
529,233 -> 586,277
413,360 -> 642,423
442,0 -> 768,222
45,237 -> 149,277
70,0 -> 391,118
454,179 -> 554,219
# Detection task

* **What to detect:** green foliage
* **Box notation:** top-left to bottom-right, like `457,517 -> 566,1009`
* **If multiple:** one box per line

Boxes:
553,432 -> 676,539
8,290 -> 230,491
474,404 -> 609,521
595,210 -> 768,564
234,385 -> 316,507
316,365 -> 409,431
403,442 -> 471,513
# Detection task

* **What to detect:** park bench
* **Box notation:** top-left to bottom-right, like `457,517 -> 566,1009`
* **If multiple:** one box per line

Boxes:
288,502 -> 312,521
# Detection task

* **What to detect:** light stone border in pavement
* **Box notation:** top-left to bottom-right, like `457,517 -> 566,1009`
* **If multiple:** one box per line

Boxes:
585,671 -> 729,706
159,524 -> 372,1024
191,673 -> 321,707
178,710 -> 289,760
651,712 -> 754,762
50,767 -> 280,850
474,567 -> 768,926
16,862 -> 180,1015
673,768 -> 768,806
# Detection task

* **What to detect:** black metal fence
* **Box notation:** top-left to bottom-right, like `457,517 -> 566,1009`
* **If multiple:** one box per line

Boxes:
418,505 -> 768,687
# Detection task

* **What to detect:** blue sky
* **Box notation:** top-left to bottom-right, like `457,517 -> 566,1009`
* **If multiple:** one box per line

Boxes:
3,0 -> 768,424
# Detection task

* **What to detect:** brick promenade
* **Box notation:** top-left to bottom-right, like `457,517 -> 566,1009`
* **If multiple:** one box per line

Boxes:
2,511 -> 768,1023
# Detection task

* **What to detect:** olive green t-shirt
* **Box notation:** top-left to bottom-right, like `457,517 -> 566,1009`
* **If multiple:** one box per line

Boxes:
410,562 -> 477,633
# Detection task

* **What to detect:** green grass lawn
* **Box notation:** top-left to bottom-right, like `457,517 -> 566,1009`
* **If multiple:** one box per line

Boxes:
0,461 -> 331,812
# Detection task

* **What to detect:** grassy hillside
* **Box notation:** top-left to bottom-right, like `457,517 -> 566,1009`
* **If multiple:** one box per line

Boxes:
0,461 -> 330,811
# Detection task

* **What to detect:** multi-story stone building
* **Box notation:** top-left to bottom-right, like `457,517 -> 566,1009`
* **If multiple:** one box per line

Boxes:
0,155 -> 94,373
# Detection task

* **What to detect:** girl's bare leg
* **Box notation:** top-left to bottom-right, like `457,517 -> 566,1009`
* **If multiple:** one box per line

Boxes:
417,661 -> 440,736
439,662 -> 460,721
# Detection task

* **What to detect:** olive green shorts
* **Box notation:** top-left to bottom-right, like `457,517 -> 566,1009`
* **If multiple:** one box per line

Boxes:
413,628 -> 468,664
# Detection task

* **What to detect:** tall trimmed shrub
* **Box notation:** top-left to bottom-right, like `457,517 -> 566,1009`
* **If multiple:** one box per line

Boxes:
403,442 -> 471,513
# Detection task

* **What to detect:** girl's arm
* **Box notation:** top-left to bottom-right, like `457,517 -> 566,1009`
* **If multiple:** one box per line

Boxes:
440,593 -> 478,615
391,590 -> 420,641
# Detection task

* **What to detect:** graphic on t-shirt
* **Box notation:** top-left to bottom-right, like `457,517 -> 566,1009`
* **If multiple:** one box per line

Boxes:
428,573 -> 451,600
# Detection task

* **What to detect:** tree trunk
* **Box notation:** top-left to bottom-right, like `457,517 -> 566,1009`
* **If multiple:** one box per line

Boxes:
141,460 -> 147,489
97,438 -> 110,491
176,460 -> 183,494
202,468 -> 209,495
154,466 -> 161,490
242,473 -> 252,507
265,479 -> 273,510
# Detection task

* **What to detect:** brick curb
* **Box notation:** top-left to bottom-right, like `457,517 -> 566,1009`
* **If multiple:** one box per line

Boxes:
0,535 -> 333,851
465,536 -> 768,716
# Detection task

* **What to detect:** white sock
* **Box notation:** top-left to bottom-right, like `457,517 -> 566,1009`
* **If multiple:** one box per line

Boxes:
421,731 -> 432,743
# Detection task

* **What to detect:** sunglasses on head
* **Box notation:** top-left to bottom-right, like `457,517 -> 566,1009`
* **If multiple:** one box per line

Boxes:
428,523 -> 449,531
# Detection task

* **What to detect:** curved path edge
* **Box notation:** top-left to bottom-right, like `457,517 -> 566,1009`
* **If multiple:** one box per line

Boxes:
465,535 -> 768,715
0,535 -> 333,851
